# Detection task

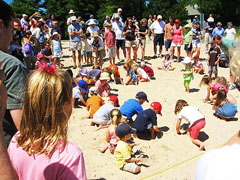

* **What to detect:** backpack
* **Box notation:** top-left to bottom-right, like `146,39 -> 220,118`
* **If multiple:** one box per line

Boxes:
23,42 -> 34,56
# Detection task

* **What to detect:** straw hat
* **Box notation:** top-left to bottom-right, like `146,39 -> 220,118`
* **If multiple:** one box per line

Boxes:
69,9 -> 75,14
100,72 -> 110,80
88,19 -> 96,25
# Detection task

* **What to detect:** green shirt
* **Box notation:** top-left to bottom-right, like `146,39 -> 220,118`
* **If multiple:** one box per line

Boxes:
0,51 -> 29,146
221,38 -> 237,56
185,31 -> 193,44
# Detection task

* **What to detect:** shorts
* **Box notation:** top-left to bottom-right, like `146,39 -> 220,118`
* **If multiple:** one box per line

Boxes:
107,46 -> 116,58
81,50 -> 86,55
125,40 -> 137,48
184,79 -> 191,88
189,119 -> 206,139
216,103 -> 237,118
137,38 -> 146,48
70,41 -> 82,51
192,41 -> 201,48
93,49 -> 105,58
116,40 -> 125,50
153,34 -> 164,46
52,51 -> 62,58
122,163 -> 138,174
92,117 -> 112,125
165,39 -> 172,49
24,56 -> 37,70
184,44 -> 192,51
86,51 -> 92,58
208,65 -> 218,74
171,42 -> 182,47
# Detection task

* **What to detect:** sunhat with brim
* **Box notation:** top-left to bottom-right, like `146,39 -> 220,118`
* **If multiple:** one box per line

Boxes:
157,15 -> 162,19
207,17 -> 214,22
69,9 -> 75,14
181,57 -> 192,64
184,24 -> 192,29
78,67 -> 88,76
22,14 -> 28,17
88,19 -> 96,25
100,72 -> 110,80
71,16 -> 77,22
93,32 -> 99,38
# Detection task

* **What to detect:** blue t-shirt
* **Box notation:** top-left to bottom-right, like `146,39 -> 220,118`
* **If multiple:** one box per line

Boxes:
192,28 -> 201,43
68,23 -> 82,42
127,69 -> 137,82
212,27 -> 224,38
133,109 -> 157,132
120,99 -> 143,119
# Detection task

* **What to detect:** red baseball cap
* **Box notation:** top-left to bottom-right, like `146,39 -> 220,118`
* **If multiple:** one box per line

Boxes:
151,102 -> 162,116
194,55 -> 199,59
109,95 -> 120,107
175,19 -> 180,23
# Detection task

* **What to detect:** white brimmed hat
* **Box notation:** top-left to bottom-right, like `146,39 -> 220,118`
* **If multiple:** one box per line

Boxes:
157,15 -> 162,19
207,17 -> 214,22
71,16 -> 77,22
22,14 -> 28,17
88,19 -> 96,25
69,9 -> 75,14
182,57 -> 192,64
100,72 -> 110,80
118,8 -> 122,12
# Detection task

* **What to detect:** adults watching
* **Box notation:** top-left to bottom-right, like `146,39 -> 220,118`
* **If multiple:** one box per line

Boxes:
192,16 -> 199,24
87,19 -> 100,36
212,22 -> 224,38
112,8 -> 123,22
112,15 -> 126,63
45,13 -> 55,28
20,14 -> 28,32
85,14 -> 99,25
203,17 -> 215,53
67,9 -> 76,26
123,17 -> 139,62
68,16 -> 82,69
0,1 -> 29,146
137,18 -> 148,60
29,12 -> 42,32
164,16 -> 174,51
170,19 -> 183,63
149,15 -> 165,58
147,15 -> 153,40
225,22 -> 236,41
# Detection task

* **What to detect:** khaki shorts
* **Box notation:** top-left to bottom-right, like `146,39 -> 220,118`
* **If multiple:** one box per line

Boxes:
86,51 -> 92,58
107,46 -> 116,58
137,38 -> 146,48
70,41 -> 82,51
93,49 -> 105,58
122,163 -> 138,174
125,40 -> 137,48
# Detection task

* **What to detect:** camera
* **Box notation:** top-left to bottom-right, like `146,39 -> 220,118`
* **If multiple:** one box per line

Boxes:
92,40 -> 100,47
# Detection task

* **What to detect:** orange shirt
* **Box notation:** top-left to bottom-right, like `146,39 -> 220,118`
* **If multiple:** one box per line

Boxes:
86,95 -> 105,118
108,64 -> 120,77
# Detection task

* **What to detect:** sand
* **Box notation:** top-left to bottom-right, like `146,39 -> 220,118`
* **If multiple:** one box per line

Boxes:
61,39 -> 240,180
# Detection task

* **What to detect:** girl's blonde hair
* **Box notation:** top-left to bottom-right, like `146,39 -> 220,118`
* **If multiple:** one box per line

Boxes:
17,69 -> 72,158
131,63 -> 139,71
214,87 -> 227,108
216,76 -> 229,90
140,18 -> 147,24
200,75 -> 211,87
102,67 -> 109,73
110,109 -> 121,127
174,99 -> 189,114
126,59 -> 134,67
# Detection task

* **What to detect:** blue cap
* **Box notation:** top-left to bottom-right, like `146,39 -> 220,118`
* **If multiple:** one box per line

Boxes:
90,14 -> 94,18
136,91 -> 149,102
77,80 -> 87,92
116,124 -> 136,138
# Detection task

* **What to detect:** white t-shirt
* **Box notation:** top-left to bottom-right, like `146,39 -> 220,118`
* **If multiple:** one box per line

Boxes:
73,86 -> 82,99
177,106 -> 204,127
112,22 -> 124,40
195,144 -> 240,180
32,27 -> 41,40
225,28 -> 236,40
86,38 -> 93,52
87,26 -> 100,36
150,20 -> 165,34
93,103 -> 114,121
137,68 -> 150,80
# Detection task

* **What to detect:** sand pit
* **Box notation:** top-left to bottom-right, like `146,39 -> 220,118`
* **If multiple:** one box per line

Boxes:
62,39 -> 240,180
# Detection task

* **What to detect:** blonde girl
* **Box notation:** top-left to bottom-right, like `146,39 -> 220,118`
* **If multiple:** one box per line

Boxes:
98,109 -> 121,154
132,63 -> 149,82
51,32 -> 63,68
7,65 -> 87,180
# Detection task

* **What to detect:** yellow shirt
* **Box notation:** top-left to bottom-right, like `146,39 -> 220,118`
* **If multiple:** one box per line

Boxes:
114,140 -> 132,169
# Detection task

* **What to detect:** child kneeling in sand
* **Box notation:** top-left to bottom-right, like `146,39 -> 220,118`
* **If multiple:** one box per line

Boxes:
174,99 -> 206,150
114,124 -> 145,174
133,102 -> 162,139
123,64 -> 137,85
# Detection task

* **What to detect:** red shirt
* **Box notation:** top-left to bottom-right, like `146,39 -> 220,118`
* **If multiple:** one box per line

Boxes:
104,30 -> 116,47
108,64 -> 120,77
143,66 -> 154,77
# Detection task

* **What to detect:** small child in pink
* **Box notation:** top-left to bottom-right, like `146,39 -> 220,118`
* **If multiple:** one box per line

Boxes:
158,51 -> 175,71
98,109 -> 121,154
95,72 -> 111,97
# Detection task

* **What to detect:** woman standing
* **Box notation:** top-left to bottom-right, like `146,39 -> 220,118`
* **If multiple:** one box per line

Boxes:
137,18 -> 148,60
170,19 -> 183,62
225,22 -> 236,41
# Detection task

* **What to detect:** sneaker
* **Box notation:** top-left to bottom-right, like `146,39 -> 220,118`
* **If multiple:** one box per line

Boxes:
73,65 -> 77,69
153,54 -> 157,58
229,84 -> 236,90
124,58 -> 127,62
158,54 -> 161,57
117,59 -> 121,63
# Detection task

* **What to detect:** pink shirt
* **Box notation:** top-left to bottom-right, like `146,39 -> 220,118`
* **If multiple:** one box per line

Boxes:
95,80 -> 110,97
211,82 -> 228,93
8,134 -> 87,180
172,26 -> 183,44
104,30 -> 116,47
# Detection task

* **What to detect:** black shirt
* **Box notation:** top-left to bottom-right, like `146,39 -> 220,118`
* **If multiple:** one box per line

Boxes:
123,25 -> 136,41
139,24 -> 148,38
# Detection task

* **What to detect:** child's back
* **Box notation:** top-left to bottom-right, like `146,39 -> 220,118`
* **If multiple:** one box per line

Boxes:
86,94 -> 104,118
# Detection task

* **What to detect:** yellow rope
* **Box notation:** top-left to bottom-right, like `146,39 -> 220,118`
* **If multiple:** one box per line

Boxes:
140,144 -> 224,180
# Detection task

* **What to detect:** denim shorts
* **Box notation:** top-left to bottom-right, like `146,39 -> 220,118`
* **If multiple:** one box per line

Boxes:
208,65 -> 217,74
216,102 -> 237,118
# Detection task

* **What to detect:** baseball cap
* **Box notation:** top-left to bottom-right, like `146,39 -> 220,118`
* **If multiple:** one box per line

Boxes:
53,32 -> 58,36
93,31 -> 99,38
109,95 -> 120,107
181,57 -> 192,64
151,102 -> 162,115
71,16 -> 77,22
227,22 -> 233,26
195,16 -> 198,18
184,24 -> 192,29
118,8 -> 122,12
194,55 -> 199,59
136,91 -> 149,102
89,86 -> 98,94
175,19 -> 180,23
217,22 -> 222,26
140,61 -> 146,67
90,14 -> 94,18
157,15 -> 162,19
116,124 -> 136,138
77,80 -> 87,92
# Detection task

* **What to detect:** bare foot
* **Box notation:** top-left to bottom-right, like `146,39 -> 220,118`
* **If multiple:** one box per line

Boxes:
199,143 -> 205,151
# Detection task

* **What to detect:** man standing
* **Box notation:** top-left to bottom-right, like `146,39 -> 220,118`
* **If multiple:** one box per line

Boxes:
112,15 -> 126,63
203,17 -> 215,53
149,15 -> 165,58
0,2 -> 29,146
68,16 -> 82,69
192,16 -> 199,24
67,9 -> 76,25
112,8 -> 123,22
164,16 -> 174,51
